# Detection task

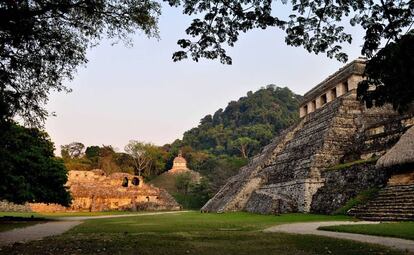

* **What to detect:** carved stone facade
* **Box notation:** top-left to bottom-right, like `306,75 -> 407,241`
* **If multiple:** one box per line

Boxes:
30,170 -> 181,212
202,59 -> 414,214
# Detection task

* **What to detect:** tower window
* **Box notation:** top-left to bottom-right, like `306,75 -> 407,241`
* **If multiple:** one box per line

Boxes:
321,94 -> 327,105
122,177 -> 129,187
132,177 -> 140,186
331,87 -> 337,98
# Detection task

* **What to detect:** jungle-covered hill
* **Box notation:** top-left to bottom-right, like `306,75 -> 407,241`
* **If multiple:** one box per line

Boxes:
180,85 -> 301,158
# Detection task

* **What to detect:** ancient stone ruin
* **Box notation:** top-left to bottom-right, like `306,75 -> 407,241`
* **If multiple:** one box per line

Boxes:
169,152 -> 191,173
30,170 -> 181,212
150,153 -> 201,193
202,58 -> 414,219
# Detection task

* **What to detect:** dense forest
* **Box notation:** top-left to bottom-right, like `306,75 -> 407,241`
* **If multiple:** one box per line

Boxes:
61,85 -> 301,208
182,85 -> 301,158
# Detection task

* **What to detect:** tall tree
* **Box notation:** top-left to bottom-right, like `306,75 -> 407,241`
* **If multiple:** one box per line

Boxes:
124,140 -> 153,176
357,31 -> 414,113
61,142 -> 85,159
0,0 -> 161,126
230,137 -> 260,159
0,122 -> 71,205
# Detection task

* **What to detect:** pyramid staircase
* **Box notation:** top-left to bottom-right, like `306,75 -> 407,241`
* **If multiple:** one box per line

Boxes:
348,184 -> 414,221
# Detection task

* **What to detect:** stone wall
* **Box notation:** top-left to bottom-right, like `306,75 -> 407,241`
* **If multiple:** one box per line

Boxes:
359,114 -> 414,160
388,170 -> 414,185
310,163 -> 389,214
0,200 -> 32,212
30,170 -> 181,212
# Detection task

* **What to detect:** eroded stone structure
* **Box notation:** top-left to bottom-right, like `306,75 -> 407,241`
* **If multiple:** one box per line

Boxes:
30,170 -> 180,212
202,58 -> 414,214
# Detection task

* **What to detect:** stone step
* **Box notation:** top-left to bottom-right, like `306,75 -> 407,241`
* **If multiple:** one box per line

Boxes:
348,184 -> 414,221
375,197 -> 414,202
353,204 -> 414,209
350,204 -> 414,209
380,187 -> 414,194
379,186 -> 414,192
378,192 -> 414,197
382,184 -> 414,190
379,188 -> 414,193
365,201 -> 414,207
349,208 -> 414,214
357,216 -> 414,221
367,201 -> 414,207
349,212 -> 414,218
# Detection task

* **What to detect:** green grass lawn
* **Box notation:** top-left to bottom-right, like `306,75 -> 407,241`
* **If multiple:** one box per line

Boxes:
0,211 -> 151,232
0,212 -> 408,255
319,222 -> 414,241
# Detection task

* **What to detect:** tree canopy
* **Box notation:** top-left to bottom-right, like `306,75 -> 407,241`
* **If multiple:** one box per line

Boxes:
2,0 -> 413,126
0,0 -> 161,126
357,31 -> 414,113
167,0 -> 414,64
0,122 -> 71,205
181,85 -> 301,157
167,0 -> 414,110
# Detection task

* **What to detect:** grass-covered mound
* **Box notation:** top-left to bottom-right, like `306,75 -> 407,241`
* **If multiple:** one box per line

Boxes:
0,212 -> 407,255
150,171 -> 208,209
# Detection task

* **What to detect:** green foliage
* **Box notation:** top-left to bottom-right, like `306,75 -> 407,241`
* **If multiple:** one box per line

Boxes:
230,137 -> 260,158
173,174 -> 210,209
358,31 -> 414,113
61,142 -> 85,159
0,122 -> 71,205
85,145 -> 100,165
319,222 -> 414,241
334,188 -> 380,215
194,155 -> 248,195
62,144 -> 131,174
0,0 -> 161,126
63,142 -> 168,179
175,172 -> 192,194
125,140 -> 169,179
168,0 -> 414,64
182,85 -> 300,158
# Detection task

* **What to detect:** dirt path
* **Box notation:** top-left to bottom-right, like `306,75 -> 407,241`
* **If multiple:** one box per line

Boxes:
0,211 -> 189,247
0,221 -> 82,246
264,221 -> 414,253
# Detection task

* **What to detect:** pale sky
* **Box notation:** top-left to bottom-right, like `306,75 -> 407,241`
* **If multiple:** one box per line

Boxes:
45,4 -> 365,153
